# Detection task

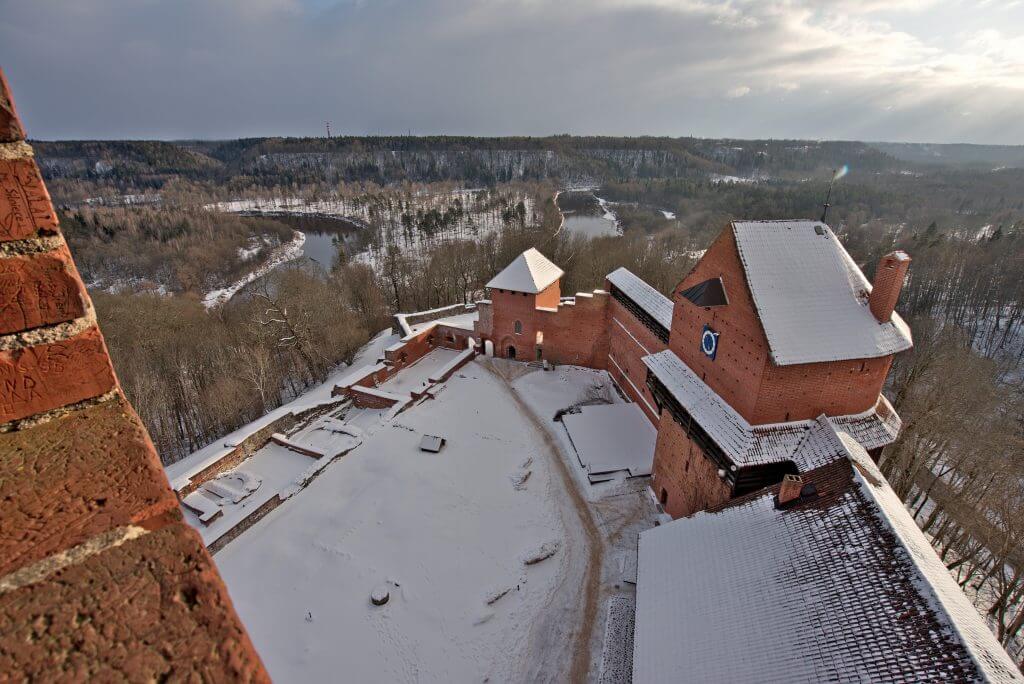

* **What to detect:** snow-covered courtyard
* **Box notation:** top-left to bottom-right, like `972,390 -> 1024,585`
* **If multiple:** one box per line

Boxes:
212,359 -> 579,681
169,335 -> 662,681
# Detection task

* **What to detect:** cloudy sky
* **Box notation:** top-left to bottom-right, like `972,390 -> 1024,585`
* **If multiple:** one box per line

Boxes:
2,0 -> 1023,143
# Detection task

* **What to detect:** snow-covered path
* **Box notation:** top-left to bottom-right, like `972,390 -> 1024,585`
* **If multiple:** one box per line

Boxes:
478,359 -> 604,682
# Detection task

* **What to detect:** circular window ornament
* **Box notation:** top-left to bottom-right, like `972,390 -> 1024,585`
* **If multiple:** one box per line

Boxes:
701,325 -> 719,360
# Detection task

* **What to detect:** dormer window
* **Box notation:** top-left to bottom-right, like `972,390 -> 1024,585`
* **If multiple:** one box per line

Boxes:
680,277 -> 728,307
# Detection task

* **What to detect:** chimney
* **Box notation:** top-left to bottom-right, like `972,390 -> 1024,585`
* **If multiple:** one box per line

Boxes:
868,251 -> 911,323
776,474 -> 804,508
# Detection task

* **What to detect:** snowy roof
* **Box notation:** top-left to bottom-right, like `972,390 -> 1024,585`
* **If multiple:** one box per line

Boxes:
731,220 -> 913,365
643,349 -> 899,470
486,248 -> 564,293
634,420 -> 1023,684
606,267 -> 673,331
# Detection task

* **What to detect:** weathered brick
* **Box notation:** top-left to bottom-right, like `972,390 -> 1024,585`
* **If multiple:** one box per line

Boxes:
0,68 -> 25,143
651,411 -> 732,518
485,282 -> 610,367
0,396 -> 180,576
0,326 -> 116,423
0,245 -> 88,334
0,524 -> 268,682
0,158 -> 59,243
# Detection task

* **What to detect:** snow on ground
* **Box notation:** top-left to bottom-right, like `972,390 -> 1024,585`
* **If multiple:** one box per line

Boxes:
214,360 -> 571,682
203,230 -> 306,309
379,347 -> 461,397
407,310 -> 479,336
563,403 -> 657,477
186,443 -> 318,545
506,363 -> 661,673
660,210 -> 676,220
166,329 -> 398,489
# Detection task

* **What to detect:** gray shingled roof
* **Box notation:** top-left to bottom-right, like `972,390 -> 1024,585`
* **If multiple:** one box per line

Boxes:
642,349 -> 900,469
606,267 -> 674,331
731,220 -> 913,366
634,420 -> 1023,684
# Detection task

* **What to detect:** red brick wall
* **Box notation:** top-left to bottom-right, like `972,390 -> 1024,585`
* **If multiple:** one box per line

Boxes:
606,298 -> 665,424
349,387 -> 400,409
0,70 -> 267,680
670,226 -> 893,424
650,412 -> 732,518
486,282 -> 609,366
536,292 -> 609,368
490,287 -> 543,360
535,281 -> 561,309
435,324 -> 473,350
752,356 -> 892,422
670,229 -> 771,421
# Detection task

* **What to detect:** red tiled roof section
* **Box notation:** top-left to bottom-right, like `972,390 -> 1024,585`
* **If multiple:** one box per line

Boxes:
0,68 -> 268,681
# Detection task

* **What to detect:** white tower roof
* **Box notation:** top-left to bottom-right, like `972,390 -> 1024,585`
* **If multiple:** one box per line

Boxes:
486,248 -> 564,294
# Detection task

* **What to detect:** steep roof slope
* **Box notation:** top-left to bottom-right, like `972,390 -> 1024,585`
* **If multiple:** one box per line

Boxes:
731,220 -> 912,365
606,267 -> 673,331
633,419 -> 1022,684
486,248 -> 563,293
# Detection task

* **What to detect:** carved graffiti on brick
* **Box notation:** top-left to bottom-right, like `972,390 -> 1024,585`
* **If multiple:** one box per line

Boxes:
0,160 -> 59,241
0,330 -> 115,422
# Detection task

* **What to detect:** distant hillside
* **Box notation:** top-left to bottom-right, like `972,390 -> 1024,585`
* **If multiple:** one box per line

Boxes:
33,136 -> 902,189
870,142 -> 1024,169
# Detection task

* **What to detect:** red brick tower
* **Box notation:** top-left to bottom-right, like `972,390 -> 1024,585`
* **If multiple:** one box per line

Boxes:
0,68 -> 267,680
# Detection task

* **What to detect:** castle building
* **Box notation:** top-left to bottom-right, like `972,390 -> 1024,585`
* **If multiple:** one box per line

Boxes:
474,222 -> 911,520
468,224 -> 1021,682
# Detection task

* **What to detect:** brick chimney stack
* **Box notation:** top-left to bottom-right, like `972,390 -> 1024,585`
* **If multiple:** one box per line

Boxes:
776,474 -> 804,508
868,251 -> 911,323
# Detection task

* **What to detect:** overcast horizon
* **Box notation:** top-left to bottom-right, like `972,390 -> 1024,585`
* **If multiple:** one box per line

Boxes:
2,0 -> 1024,145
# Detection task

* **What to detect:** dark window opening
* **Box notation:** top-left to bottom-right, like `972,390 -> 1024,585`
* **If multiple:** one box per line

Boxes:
609,285 -> 669,343
680,277 -> 729,307
660,488 -> 668,505
514,320 -> 523,334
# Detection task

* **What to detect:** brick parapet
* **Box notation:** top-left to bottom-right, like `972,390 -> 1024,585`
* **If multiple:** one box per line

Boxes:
0,69 -> 267,679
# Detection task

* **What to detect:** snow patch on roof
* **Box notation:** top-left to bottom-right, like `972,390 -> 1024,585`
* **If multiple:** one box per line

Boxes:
731,220 -> 913,365
486,248 -> 564,293
606,267 -> 673,331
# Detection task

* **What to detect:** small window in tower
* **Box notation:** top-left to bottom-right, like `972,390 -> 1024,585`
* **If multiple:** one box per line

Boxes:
660,488 -> 668,505
514,320 -> 523,334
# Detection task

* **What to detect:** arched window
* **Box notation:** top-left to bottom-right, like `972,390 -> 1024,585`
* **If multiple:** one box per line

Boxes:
514,320 -> 523,334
